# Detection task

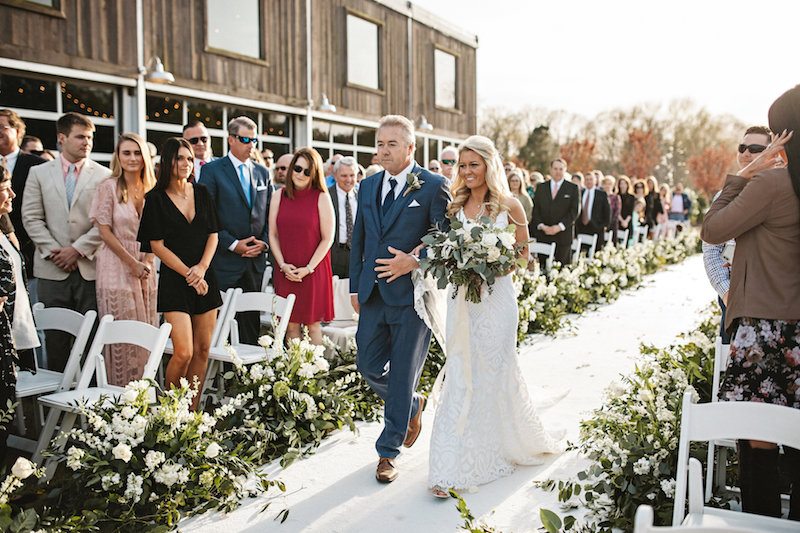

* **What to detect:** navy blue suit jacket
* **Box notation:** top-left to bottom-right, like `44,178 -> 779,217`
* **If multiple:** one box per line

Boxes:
201,156 -> 272,289
349,164 -> 450,307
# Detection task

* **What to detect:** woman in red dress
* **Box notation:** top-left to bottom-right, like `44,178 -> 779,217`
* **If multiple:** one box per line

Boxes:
269,147 -> 335,345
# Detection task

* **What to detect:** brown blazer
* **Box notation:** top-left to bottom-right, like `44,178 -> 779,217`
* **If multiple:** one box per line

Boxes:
701,169 -> 800,333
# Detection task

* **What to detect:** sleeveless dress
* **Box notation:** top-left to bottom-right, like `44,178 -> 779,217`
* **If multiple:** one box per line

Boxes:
90,178 -> 158,386
137,184 -> 222,315
274,187 -> 334,324
428,209 -> 564,490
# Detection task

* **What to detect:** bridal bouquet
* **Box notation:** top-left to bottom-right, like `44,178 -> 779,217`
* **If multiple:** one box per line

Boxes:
420,215 -> 526,303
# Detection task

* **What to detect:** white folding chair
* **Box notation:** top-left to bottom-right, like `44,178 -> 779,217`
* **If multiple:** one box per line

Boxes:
667,220 -> 680,238
604,230 -> 613,245
705,336 -> 733,501
529,241 -> 556,272
162,288 -> 235,358
634,225 -> 649,244
617,228 -> 630,248
572,233 -> 598,263
204,291 -> 295,402
321,277 -> 358,352
32,316 -> 172,467
673,391 -> 800,531
634,504 -> 762,532
9,305 -> 96,452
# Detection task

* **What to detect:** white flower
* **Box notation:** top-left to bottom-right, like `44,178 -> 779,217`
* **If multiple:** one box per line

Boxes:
154,462 -> 189,487
66,446 -> 85,470
124,473 -> 144,502
121,388 -> 139,404
101,472 -> 121,490
480,232 -> 497,248
660,478 -> 676,498
257,335 -> 274,348
205,442 -> 221,459
498,231 -> 516,249
200,470 -> 215,488
313,356 -> 330,373
112,443 -> 133,463
637,389 -> 654,403
486,247 -> 501,262
734,324 -> 757,348
298,362 -> 317,378
144,450 -> 165,470
11,457 -> 34,479
121,405 -> 137,419
633,457 -> 650,475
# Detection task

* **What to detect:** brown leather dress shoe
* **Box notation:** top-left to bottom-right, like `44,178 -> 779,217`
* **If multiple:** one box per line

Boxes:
376,457 -> 398,483
403,396 -> 426,448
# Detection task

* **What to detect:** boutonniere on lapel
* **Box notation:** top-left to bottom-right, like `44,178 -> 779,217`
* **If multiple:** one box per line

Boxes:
402,171 -> 424,197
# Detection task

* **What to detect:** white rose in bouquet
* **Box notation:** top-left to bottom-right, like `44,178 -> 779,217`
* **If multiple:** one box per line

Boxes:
205,442 -> 221,459
486,247 -> 501,262
498,231 -> 516,249
480,232 -> 498,248
11,457 -> 34,479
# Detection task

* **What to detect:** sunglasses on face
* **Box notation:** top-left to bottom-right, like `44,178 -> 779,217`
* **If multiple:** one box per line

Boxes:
738,143 -> 767,154
441,159 -> 456,165
235,135 -> 258,144
275,166 -> 287,171
293,165 -> 311,176
187,136 -> 208,145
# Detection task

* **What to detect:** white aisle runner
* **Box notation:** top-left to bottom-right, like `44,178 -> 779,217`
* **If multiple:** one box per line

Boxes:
183,254 -> 715,533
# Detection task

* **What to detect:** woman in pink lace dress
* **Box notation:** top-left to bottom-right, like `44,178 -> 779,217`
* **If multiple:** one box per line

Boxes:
89,133 -> 157,385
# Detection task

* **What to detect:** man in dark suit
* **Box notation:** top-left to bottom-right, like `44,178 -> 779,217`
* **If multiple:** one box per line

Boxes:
201,116 -> 272,345
350,115 -> 450,483
328,156 -> 358,278
576,171 -> 611,250
182,120 -> 215,183
0,109 -> 46,279
530,158 -> 580,266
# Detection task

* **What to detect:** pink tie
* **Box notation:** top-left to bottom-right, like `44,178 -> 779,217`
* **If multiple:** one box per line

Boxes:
552,183 -> 558,199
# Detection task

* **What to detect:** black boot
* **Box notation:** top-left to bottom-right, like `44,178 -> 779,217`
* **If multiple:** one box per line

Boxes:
738,440 -> 781,517
784,446 -> 800,521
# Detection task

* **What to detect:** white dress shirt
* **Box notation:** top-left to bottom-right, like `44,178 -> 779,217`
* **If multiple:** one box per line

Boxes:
0,149 -> 19,174
381,162 -> 415,203
336,184 -> 357,244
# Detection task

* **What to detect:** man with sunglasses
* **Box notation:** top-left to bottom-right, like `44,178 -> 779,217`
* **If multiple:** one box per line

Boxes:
439,146 -> 458,181
200,116 -> 272,344
182,120 -> 215,183
273,153 -> 292,188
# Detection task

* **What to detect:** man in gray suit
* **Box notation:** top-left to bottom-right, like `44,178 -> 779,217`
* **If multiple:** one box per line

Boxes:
22,112 -> 110,371
328,156 -> 358,278
201,116 -> 272,344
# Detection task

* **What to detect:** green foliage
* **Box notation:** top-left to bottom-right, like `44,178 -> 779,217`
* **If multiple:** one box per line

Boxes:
518,125 -> 558,173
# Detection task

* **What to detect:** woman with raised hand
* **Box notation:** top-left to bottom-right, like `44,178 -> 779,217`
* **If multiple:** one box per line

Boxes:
702,85 -> 800,519
137,137 -> 221,409
90,133 -> 157,386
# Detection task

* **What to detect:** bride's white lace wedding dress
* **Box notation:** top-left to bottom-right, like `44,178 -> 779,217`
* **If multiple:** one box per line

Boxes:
428,209 -> 564,490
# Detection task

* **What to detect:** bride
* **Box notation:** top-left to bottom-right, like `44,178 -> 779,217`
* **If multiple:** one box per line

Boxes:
428,135 -> 564,498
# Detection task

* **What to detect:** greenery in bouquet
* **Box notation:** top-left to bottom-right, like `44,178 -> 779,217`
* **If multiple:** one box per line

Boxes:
216,334 -> 375,467
37,379 -> 272,532
420,215 -> 526,304
535,307 -> 725,532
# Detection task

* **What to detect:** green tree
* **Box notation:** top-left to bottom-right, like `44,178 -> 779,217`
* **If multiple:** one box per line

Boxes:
517,125 -> 558,173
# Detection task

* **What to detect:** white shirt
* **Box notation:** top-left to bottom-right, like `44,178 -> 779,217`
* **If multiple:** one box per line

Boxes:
193,157 -> 212,182
336,184 -> 357,244
671,193 -> 684,213
381,162 -> 415,203
226,152 -> 254,251
0,234 -> 39,350
0,149 -> 19,174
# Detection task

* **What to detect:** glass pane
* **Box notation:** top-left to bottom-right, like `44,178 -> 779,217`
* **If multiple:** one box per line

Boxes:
347,15 -> 379,89
356,151 -> 373,169
0,74 -> 58,111
263,142 -> 291,161
146,94 -> 183,124
62,82 -> 115,118
263,112 -> 289,137
356,127 -> 375,148
312,145 -> 331,160
434,50 -> 456,109
333,149 -> 353,157
207,0 -> 261,59
228,107 -> 258,127
92,124 -> 116,154
428,138 -> 439,163
21,118 -> 58,152
331,123 -> 354,145
312,121 -> 330,142
187,101 -> 224,129
414,136 -> 424,167
146,130 -> 178,156
27,0 -> 56,5
210,136 -> 224,157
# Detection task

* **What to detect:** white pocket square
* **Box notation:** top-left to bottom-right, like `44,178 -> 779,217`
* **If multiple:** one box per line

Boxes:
408,200 -> 421,207
256,185 -> 269,191
563,194 -> 571,198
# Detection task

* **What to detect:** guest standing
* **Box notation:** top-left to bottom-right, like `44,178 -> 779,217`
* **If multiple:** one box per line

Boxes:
508,170 -> 533,223
269,148 -> 334,345
22,112 -> 109,372
530,159 -> 580,266
616,176 -> 635,239
137,138 -> 221,409
669,183 -> 691,222
89,133 -> 157,386
701,85 -> 800,519
0,167 -> 39,462
328,156 -> 358,279
602,175 -> 620,244
643,176 -> 662,237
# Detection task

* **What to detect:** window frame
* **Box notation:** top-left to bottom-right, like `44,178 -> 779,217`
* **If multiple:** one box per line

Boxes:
344,9 -> 385,95
0,0 -> 65,18
433,45 -> 460,112
203,0 -> 268,66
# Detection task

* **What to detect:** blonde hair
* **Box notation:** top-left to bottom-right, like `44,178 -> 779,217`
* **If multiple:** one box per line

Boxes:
110,133 -> 156,203
447,135 -> 510,218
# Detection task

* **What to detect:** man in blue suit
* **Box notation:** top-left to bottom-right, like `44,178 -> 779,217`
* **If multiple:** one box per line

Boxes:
201,116 -> 272,344
350,115 -> 450,483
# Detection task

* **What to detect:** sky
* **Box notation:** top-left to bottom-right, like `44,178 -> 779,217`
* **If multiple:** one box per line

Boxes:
412,0 -> 799,126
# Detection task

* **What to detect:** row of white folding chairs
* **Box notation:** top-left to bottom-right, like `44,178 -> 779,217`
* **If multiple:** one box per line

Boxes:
603,228 -> 631,248
572,233 -> 598,263
668,391 -> 800,532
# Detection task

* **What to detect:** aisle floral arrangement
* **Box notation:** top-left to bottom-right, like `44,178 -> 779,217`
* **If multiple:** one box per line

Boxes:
534,306 -> 720,532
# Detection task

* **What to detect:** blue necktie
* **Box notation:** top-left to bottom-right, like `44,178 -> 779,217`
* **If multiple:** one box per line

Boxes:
382,177 -> 397,216
238,163 -> 251,207
65,164 -> 77,207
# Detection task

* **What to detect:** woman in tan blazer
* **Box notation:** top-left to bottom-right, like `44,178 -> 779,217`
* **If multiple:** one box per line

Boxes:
701,86 -> 800,520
